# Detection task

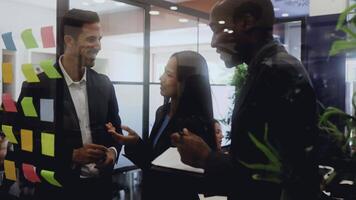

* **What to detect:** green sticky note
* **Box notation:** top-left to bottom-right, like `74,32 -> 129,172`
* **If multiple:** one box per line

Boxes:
41,132 -> 55,157
41,170 -> 62,187
40,60 -> 61,79
21,29 -> 38,49
21,97 -> 38,117
2,125 -> 17,144
22,64 -> 40,83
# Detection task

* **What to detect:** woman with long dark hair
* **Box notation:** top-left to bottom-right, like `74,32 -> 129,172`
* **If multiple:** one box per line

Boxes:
106,51 -> 216,199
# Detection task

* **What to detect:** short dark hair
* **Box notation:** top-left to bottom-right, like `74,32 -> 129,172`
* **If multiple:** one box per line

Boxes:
213,119 -> 220,125
61,9 -> 100,39
232,0 -> 274,29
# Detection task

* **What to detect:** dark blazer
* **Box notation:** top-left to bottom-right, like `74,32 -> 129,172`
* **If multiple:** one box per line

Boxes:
204,41 -> 319,200
7,63 -> 122,193
125,104 -> 215,200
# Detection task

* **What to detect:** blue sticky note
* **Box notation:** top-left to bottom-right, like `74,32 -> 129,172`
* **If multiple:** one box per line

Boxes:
1,32 -> 17,51
40,99 -> 54,122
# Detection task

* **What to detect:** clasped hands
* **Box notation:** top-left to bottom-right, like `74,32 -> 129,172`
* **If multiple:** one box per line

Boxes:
72,143 -> 115,170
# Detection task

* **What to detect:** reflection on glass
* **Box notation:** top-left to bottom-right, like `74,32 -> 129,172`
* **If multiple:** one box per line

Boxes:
273,21 -> 302,60
71,0 -> 144,82
150,6 -> 199,82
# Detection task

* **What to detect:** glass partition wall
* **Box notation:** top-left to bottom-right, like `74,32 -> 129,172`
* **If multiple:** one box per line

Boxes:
65,0 -> 305,167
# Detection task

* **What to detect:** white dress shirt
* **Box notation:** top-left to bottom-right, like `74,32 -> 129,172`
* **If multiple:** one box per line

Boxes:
59,56 -> 116,178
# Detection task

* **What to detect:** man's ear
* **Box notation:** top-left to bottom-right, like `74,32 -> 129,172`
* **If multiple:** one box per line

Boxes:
238,13 -> 257,32
64,35 -> 74,48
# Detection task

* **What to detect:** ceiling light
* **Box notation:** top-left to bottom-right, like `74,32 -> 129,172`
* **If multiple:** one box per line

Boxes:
281,13 -> 289,17
228,30 -> 234,34
93,0 -> 106,3
170,6 -> 178,11
218,20 -> 225,25
82,2 -> 89,6
179,18 -> 189,23
149,10 -> 160,15
224,28 -> 229,33
274,7 -> 280,11
114,2 -> 125,6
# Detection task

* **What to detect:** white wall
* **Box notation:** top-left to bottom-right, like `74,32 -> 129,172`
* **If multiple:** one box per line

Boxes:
0,0 -> 56,99
310,0 -> 348,16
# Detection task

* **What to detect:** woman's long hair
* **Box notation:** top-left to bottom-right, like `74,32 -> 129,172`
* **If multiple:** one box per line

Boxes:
164,51 -> 216,149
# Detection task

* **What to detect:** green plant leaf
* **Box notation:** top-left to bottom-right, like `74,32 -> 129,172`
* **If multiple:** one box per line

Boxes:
252,174 -> 282,184
329,40 -> 356,56
247,132 -> 281,166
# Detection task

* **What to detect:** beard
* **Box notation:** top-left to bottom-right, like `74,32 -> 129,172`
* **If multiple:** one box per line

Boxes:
220,51 -> 243,68
79,48 -> 98,68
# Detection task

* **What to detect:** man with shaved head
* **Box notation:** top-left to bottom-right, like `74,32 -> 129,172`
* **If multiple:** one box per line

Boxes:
172,0 -> 319,199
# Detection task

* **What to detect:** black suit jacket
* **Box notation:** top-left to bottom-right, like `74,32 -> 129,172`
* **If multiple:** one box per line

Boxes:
204,41 -> 319,200
125,104 -> 214,200
9,63 -> 122,189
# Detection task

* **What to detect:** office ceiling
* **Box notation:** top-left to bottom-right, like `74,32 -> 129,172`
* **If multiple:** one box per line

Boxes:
4,0 -> 310,17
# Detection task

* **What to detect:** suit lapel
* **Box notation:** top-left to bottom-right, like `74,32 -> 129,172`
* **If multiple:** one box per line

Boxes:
55,63 -> 82,144
233,41 -> 280,122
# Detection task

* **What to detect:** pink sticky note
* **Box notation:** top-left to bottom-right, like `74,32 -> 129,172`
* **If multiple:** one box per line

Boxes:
41,26 -> 55,48
2,93 -> 17,112
22,163 -> 41,183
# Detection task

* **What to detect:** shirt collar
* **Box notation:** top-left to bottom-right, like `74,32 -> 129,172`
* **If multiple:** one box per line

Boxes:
59,55 -> 87,86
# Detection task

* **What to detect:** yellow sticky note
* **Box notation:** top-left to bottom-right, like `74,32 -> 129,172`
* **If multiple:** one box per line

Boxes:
4,160 -> 17,181
22,64 -> 40,83
40,60 -> 61,79
41,170 -> 62,187
21,129 -> 33,152
2,63 -> 13,83
41,132 -> 54,157
21,97 -> 38,117
2,125 -> 17,144
21,29 -> 38,49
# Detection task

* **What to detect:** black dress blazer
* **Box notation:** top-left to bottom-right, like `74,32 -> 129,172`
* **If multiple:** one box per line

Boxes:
204,41 -> 319,200
7,62 -> 122,187
125,104 -> 215,200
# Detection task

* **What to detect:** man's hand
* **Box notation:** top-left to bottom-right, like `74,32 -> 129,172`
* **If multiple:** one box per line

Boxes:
106,123 -> 140,145
171,128 -> 211,168
95,148 -> 116,170
72,144 -> 107,165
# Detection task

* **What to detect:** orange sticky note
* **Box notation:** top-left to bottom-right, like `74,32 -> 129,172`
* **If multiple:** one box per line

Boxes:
4,160 -> 16,181
41,26 -> 55,48
2,63 -> 13,83
21,129 -> 33,152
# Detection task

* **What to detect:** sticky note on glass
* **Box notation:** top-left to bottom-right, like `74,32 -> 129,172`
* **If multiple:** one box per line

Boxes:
41,132 -> 55,157
2,125 -> 17,144
2,63 -> 13,84
21,97 -> 38,117
41,26 -> 55,48
41,170 -> 62,187
22,163 -> 41,183
4,160 -> 17,181
40,60 -> 61,79
40,99 -> 54,122
22,64 -> 40,83
21,29 -> 38,49
1,32 -> 17,51
21,129 -> 33,152
2,93 -> 17,112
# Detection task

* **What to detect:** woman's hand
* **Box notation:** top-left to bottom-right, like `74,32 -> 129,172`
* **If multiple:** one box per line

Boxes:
106,122 -> 140,145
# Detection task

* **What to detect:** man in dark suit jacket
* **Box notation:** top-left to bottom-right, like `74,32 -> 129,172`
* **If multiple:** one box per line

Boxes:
172,0 -> 319,199
11,9 -> 122,200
